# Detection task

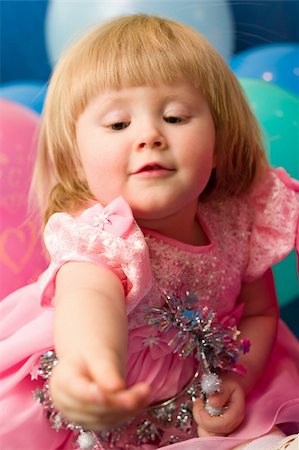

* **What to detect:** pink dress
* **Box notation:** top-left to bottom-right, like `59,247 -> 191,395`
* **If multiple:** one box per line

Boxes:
1,168 -> 299,450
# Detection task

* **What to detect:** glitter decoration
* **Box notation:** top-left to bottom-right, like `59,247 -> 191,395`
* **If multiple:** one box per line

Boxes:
38,350 -> 58,378
200,371 -> 225,416
33,289 -> 250,447
145,290 -> 249,370
176,403 -> 193,433
205,402 -> 225,417
145,289 -> 250,416
76,432 -> 98,450
200,372 -> 222,396
33,352 -> 99,450
151,401 -> 176,424
136,419 -> 163,445
91,423 -> 129,448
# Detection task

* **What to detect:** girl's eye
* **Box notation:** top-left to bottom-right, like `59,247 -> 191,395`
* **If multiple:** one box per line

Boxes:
110,122 -> 130,130
164,116 -> 183,124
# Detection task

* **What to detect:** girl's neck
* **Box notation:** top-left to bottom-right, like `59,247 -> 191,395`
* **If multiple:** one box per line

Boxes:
136,204 -> 209,247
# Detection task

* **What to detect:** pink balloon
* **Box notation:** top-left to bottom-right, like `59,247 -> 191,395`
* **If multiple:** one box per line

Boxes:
0,99 -> 47,299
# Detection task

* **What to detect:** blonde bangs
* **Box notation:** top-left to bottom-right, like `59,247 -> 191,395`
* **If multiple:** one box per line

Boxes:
52,15 -> 224,121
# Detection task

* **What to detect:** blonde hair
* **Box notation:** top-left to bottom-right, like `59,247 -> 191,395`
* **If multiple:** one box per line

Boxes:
31,14 -> 268,225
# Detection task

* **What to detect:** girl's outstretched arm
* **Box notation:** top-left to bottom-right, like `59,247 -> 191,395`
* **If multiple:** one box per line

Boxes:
49,261 -> 150,430
194,268 -> 279,436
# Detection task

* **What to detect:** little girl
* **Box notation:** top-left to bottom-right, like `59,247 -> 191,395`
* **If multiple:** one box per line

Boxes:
0,14 -> 299,450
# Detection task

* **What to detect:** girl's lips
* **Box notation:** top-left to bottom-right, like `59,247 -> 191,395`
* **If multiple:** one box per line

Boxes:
132,163 -> 174,174
132,165 -> 175,179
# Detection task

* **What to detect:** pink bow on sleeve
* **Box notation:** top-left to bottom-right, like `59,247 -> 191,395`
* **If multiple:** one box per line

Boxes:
78,196 -> 134,237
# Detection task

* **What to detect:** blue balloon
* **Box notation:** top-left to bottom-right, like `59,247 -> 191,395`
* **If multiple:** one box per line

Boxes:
0,81 -> 47,114
230,43 -> 299,95
46,0 -> 234,66
239,78 -> 299,180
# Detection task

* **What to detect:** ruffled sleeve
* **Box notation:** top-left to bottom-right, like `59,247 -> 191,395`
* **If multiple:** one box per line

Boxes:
243,168 -> 299,282
38,197 -> 152,313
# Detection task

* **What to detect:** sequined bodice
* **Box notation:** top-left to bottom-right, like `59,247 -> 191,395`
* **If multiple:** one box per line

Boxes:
129,198 -> 251,329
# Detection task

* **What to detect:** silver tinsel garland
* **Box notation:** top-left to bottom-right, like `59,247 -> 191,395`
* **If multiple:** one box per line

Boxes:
145,290 -> 250,415
33,289 -> 250,448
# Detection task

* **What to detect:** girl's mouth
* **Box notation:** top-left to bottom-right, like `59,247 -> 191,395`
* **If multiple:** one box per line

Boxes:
132,163 -> 175,179
140,164 -> 164,172
133,163 -> 174,174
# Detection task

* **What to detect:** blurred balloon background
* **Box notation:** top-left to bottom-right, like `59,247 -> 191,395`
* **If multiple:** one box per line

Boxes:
0,81 -> 47,114
230,43 -> 299,95
0,100 -> 47,298
0,0 -> 298,335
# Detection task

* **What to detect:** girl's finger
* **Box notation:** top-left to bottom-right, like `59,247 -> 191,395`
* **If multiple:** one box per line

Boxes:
87,358 -> 126,394
110,382 -> 150,410
207,389 -> 230,410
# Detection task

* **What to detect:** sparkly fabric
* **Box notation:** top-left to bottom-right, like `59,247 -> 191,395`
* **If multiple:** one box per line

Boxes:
0,168 -> 299,450
244,167 -> 299,280
33,295 -> 249,449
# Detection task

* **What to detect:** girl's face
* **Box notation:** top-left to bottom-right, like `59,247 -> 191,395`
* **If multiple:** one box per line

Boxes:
76,80 -> 215,224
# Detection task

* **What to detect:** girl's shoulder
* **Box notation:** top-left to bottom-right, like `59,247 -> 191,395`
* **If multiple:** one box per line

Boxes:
45,197 -> 135,242
240,168 -> 299,280
41,197 -> 152,311
244,167 -> 299,247
205,167 -> 299,231
201,167 -> 299,281
246,166 -> 299,210
205,167 -> 299,219
244,167 -> 299,280
43,196 -> 148,264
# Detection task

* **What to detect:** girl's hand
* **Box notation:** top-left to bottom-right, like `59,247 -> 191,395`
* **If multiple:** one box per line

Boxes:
193,375 -> 246,437
49,351 -> 150,430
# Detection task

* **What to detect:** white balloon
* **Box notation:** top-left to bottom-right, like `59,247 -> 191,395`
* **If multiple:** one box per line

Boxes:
46,0 -> 234,66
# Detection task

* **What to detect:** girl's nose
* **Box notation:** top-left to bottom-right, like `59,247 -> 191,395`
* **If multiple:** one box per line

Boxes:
135,127 -> 167,151
137,140 -> 165,150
